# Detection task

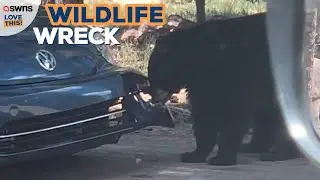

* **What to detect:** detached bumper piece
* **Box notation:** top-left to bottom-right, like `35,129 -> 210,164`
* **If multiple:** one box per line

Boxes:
121,73 -> 175,129
123,94 -> 175,128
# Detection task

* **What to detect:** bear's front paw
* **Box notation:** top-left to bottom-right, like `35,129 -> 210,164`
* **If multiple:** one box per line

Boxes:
207,156 -> 237,166
180,150 -> 208,163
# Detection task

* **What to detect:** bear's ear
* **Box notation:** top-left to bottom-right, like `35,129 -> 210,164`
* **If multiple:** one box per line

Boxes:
167,14 -> 183,23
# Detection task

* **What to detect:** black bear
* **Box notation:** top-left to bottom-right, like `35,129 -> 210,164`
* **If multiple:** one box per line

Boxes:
148,12 -> 301,166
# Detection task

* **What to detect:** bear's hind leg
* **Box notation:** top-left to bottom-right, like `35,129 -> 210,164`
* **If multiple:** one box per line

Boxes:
260,118 -> 303,161
208,124 -> 248,166
180,104 -> 218,163
240,110 -> 277,153
180,121 -> 218,163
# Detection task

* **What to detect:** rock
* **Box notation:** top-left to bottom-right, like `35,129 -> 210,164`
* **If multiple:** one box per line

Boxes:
135,158 -> 142,164
120,28 -> 143,43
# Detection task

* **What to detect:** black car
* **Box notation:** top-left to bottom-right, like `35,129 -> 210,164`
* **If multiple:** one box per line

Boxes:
0,8 -> 173,165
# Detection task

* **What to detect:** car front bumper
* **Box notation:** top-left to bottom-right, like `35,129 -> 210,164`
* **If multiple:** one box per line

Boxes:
0,116 -> 148,166
0,70 -> 159,165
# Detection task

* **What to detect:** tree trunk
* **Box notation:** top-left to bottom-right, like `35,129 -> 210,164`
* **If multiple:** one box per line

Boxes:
195,0 -> 206,23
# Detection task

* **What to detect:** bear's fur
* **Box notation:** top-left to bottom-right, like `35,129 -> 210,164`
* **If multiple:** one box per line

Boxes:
148,12 -> 301,166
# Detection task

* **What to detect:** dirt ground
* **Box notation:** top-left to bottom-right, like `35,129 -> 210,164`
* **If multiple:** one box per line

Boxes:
1,123 -> 320,180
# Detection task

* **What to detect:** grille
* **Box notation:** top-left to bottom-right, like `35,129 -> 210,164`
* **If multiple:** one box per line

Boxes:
0,99 -> 131,154
0,100 -> 120,135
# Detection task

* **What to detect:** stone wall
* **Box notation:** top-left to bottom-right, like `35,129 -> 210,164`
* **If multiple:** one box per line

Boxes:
306,8 -> 319,121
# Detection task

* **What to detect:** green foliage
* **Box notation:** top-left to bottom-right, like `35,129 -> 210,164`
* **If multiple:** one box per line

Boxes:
116,0 -> 266,74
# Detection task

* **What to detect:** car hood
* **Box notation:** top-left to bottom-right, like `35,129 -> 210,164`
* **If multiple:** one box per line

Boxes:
0,15 -> 108,86
0,40 -> 106,85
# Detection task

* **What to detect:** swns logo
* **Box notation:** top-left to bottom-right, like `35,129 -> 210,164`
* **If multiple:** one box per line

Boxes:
3,5 -> 33,12
2,5 -> 33,28
0,0 -> 40,37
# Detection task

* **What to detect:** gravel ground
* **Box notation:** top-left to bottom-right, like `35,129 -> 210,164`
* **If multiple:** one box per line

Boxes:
1,123 -> 320,180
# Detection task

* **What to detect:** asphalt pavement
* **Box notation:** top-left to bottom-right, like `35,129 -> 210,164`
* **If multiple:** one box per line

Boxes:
1,124 -> 320,180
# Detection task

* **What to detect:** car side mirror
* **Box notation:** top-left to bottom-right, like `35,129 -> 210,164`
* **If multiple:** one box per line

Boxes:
267,0 -> 320,167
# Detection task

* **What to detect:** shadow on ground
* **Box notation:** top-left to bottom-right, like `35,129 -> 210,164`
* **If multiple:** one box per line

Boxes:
1,150 -> 154,180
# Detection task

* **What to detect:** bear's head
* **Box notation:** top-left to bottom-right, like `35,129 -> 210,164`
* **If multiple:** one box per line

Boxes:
148,30 -> 196,103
